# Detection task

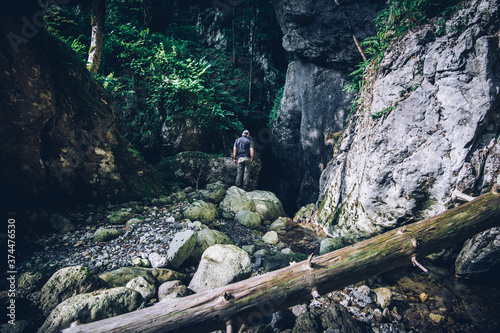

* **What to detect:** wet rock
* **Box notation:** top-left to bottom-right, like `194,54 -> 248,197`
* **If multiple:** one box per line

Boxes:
455,227 -> 500,277
321,304 -> 364,332
262,231 -> 279,245
188,244 -> 252,293
107,210 -> 133,225
373,287 -> 392,309
188,228 -> 233,263
182,200 -> 218,224
293,311 -> 322,333
158,280 -> 188,302
126,276 -> 156,302
167,229 -> 197,269
319,237 -> 346,255
40,266 -> 101,316
268,217 -> 292,231
38,287 -> 143,333
429,313 -> 445,324
235,210 -> 262,229
49,214 -> 76,234
93,227 -> 124,242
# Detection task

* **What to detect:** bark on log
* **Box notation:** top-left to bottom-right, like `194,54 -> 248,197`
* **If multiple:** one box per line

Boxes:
63,187 -> 500,333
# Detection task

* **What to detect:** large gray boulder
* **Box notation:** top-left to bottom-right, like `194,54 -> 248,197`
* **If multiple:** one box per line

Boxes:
40,266 -> 101,316
219,186 -> 257,217
182,200 -> 218,224
317,0 -> 500,241
188,244 -> 252,293
455,227 -> 500,278
246,190 -> 286,221
167,230 -> 197,269
188,228 -> 233,263
38,287 -> 143,333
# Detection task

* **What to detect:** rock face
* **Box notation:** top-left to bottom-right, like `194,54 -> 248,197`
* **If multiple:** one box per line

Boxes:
317,0 -> 500,241
0,2 -> 164,209
271,0 -> 383,208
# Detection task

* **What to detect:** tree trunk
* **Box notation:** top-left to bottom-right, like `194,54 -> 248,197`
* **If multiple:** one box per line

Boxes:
63,186 -> 500,333
87,0 -> 105,73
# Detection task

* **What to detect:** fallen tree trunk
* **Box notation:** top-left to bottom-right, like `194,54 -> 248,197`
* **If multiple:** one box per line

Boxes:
64,186 -> 500,333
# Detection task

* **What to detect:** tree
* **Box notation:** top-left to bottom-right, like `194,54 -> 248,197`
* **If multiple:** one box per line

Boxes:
87,0 -> 105,73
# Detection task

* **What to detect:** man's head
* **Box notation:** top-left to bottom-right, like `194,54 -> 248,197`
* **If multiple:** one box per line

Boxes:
242,130 -> 250,137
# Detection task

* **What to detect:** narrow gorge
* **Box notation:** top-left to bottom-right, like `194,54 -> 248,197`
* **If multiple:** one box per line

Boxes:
1,0 -> 499,332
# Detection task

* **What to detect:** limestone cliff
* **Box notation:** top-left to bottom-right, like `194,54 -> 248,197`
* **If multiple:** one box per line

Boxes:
0,2 -> 164,208
271,0 -> 384,208
317,0 -> 500,241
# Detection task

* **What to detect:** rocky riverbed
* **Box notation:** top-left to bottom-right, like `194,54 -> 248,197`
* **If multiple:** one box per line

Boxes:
2,185 -> 499,333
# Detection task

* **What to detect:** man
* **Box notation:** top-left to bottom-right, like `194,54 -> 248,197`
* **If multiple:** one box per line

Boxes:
233,130 -> 254,190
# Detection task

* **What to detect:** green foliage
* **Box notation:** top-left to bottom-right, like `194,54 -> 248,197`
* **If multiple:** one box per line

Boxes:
346,0 -> 463,93
268,85 -> 284,126
44,0 -> 285,163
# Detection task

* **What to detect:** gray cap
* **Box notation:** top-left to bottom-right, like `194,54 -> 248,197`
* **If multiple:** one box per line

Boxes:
242,130 -> 249,136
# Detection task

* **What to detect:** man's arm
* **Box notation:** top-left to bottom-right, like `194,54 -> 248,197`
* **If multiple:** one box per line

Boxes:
250,147 -> 254,162
233,145 -> 237,160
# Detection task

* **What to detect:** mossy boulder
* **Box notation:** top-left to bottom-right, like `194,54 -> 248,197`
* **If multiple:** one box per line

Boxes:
188,229 -> 234,263
269,217 -> 293,231
219,186 -> 256,217
40,266 -> 101,316
182,200 -> 218,224
93,227 -> 124,242
39,287 -> 143,333
99,267 -> 181,288
235,210 -> 262,229
319,237 -> 346,255
107,210 -> 133,225
247,190 -> 286,221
